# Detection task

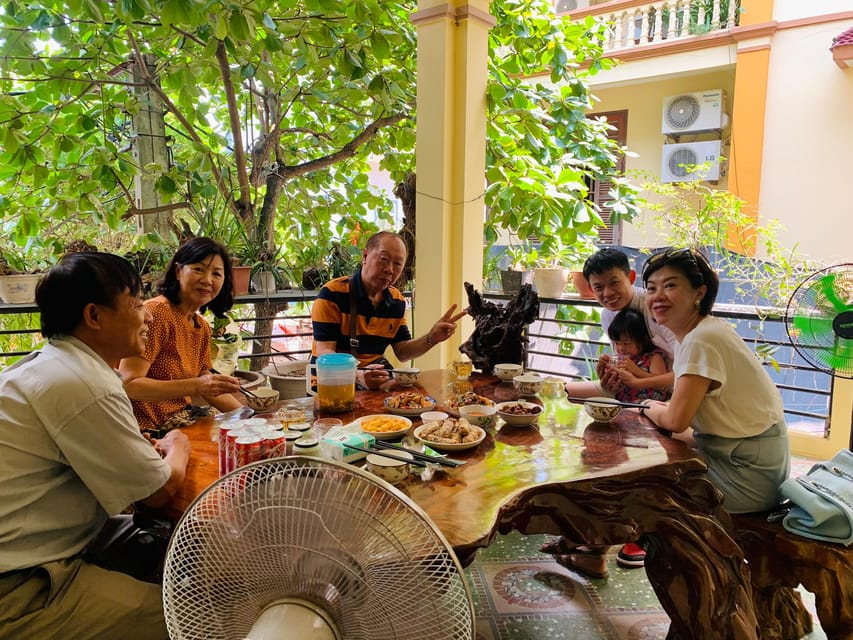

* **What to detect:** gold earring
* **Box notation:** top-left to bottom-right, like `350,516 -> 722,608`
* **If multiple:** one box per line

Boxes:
694,298 -> 701,308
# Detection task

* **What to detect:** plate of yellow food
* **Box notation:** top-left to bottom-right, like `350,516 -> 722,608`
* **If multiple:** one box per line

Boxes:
413,417 -> 486,452
384,392 -> 437,416
357,414 -> 413,440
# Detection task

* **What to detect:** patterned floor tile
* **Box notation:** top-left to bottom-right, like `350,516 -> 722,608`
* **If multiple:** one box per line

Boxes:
467,528 -> 826,640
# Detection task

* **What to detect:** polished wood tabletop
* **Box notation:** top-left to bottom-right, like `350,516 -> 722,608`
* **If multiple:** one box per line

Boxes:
165,369 -> 766,640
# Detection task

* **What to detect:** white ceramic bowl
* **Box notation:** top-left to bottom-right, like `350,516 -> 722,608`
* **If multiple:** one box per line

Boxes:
246,387 -> 280,412
457,404 -> 497,429
513,374 -> 544,396
365,450 -> 414,485
495,401 -> 543,427
420,410 -> 449,423
584,397 -> 622,423
392,367 -> 420,386
494,363 -> 524,382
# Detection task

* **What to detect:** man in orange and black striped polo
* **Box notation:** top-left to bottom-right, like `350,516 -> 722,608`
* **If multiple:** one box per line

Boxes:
311,231 -> 466,389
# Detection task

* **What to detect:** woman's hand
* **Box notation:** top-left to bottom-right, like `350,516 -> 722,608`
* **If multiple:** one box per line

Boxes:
198,372 -> 241,398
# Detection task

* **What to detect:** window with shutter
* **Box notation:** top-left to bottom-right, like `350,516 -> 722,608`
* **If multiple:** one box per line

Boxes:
587,110 -> 628,246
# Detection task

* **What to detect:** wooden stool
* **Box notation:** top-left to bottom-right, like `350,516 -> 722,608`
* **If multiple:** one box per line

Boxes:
732,512 -> 853,640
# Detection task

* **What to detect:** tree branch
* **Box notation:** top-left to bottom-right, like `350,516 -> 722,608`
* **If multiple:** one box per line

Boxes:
214,40 -> 252,222
277,112 -> 407,178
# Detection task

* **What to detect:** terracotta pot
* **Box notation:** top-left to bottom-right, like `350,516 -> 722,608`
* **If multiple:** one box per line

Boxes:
571,270 -> 595,299
232,265 -> 251,296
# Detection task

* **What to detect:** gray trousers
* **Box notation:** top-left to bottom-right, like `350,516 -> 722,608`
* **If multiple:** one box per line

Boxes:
0,515 -> 169,640
695,420 -> 791,514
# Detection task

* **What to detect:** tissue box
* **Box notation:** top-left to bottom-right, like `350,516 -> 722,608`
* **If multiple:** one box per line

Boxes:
321,432 -> 376,463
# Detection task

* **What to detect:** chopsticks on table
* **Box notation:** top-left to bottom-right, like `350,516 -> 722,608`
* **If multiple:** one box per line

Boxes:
342,443 -> 428,467
566,396 -> 648,409
373,440 -> 466,468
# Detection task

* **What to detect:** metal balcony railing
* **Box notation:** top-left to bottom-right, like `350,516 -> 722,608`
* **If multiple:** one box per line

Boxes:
0,285 -> 830,437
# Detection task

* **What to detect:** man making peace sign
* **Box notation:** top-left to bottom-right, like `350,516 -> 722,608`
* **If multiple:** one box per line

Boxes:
311,231 -> 467,389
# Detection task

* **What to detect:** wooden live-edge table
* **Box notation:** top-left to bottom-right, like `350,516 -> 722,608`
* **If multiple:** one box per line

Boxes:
166,370 -> 797,640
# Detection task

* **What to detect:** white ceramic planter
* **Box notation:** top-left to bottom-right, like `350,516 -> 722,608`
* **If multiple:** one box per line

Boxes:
252,270 -> 277,294
533,267 -> 570,298
0,274 -> 41,304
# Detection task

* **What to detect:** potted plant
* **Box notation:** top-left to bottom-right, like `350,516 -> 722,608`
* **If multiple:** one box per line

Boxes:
300,241 -> 360,290
0,243 -> 54,305
498,245 -> 535,294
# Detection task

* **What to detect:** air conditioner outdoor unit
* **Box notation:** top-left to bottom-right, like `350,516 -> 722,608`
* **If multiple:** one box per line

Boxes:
555,0 -> 590,12
662,90 -> 728,135
661,140 -> 722,183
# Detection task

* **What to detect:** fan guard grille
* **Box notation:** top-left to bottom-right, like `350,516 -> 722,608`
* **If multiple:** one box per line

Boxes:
785,264 -> 853,377
163,457 -> 475,640
665,95 -> 701,130
667,148 -> 697,178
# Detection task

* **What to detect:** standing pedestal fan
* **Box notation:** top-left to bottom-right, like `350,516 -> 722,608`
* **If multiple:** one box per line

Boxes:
785,264 -> 853,379
162,457 -> 475,640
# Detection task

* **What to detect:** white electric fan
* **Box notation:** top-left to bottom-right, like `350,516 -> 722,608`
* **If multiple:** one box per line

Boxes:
162,457 -> 475,640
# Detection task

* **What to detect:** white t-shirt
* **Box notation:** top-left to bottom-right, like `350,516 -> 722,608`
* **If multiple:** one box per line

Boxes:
0,336 -> 171,572
674,316 -> 784,438
601,286 -> 677,360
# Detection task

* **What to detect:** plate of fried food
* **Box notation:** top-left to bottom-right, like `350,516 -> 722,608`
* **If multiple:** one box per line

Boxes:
384,392 -> 437,416
358,414 -> 414,440
413,417 -> 486,452
446,391 -> 495,410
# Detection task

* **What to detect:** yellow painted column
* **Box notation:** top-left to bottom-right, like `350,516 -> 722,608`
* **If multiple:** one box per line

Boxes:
727,0 -> 773,253
411,1 -> 494,370
727,46 -> 770,247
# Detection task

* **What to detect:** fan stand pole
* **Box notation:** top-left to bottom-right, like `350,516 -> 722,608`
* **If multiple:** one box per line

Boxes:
246,599 -> 339,640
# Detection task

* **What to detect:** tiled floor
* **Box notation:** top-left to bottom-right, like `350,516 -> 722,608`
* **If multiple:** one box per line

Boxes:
465,456 -> 827,640
465,531 -> 826,640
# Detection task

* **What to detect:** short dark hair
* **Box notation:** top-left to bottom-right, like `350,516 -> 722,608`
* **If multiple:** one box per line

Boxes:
607,308 -> 654,354
582,248 -> 631,281
641,247 -> 718,316
37,252 -> 143,338
158,237 -> 235,317
365,230 -> 406,253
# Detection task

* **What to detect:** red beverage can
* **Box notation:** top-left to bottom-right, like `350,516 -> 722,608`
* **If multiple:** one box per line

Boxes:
217,423 -> 243,477
234,435 -> 263,469
225,427 -> 252,474
261,430 -> 286,460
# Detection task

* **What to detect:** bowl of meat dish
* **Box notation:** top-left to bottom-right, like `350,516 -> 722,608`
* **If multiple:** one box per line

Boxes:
584,397 -> 622,423
414,417 -> 486,452
493,363 -> 523,382
446,391 -> 495,410
384,392 -> 436,416
495,401 -> 542,427
457,404 -> 497,429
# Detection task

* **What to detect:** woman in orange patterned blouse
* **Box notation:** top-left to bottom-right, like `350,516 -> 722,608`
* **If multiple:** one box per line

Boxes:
120,238 -> 243,432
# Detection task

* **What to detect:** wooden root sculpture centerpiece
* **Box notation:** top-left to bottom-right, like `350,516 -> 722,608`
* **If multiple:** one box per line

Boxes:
460,282 -> 539,373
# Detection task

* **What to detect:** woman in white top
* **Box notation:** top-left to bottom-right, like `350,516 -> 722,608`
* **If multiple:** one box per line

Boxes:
640,247 -> 790,513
